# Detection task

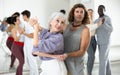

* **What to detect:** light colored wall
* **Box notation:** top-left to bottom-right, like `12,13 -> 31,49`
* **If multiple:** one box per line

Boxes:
0,0 -> 4,20
0,0 -> 69,28
69,0 -> 94,10
42,0 -> 69,28
0,0 -> 120,46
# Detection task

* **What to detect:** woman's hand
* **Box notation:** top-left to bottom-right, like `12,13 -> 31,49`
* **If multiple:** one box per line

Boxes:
54,54 -> 68,61
29,17 -> 38,26
34,23 -> 40,32
29,17 -> 42,32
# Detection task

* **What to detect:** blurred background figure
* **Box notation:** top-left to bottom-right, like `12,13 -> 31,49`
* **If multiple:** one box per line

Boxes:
87,9 -> 94,23
0,17 -> 8,32
21,10 -> 39,75
6,12 -> 21,70
0,17 -> 11,57
87,9 -> 97,75
94,5 -> 113,75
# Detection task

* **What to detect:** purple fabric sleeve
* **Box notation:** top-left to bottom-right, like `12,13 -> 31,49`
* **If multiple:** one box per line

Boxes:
37,34 -> 63,53
32,29 -> 64,54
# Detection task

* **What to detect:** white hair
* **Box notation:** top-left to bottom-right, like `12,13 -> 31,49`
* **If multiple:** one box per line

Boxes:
48,12 -> 66,25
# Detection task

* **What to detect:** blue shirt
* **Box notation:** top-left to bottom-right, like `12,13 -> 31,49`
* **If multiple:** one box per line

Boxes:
0,24 -> 7,32
32,29 -> 64,60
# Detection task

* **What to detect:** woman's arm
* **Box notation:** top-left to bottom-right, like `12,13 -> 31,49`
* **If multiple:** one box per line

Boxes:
33,23 -> 40,46
28,18 -> 42,46
86,18 -> 103,31
67,27 -> 90,57
23,32 -> 34,38
32,51 -> 56,58
33,51 -> 66,60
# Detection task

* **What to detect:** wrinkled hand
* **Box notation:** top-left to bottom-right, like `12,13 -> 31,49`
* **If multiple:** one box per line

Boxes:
29,17 -> 38,26
54,54 -> 68,61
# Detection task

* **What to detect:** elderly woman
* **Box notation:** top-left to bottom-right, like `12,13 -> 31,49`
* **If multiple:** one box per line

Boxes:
31,12 -> 67,75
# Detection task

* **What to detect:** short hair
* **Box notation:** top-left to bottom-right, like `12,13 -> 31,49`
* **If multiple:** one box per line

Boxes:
98,5 -> 106,11
48,12 -> 66,25
21,10 -> 31,18
88,9 -> 93,12
60,9 -> 66,14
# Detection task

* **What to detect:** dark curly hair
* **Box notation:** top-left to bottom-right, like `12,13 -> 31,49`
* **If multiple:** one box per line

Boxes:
68,3 -> 89,25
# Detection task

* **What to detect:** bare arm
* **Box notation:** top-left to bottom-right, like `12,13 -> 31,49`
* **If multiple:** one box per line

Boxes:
86,18 -> 104,31
31,18 -> 65,60
33,51 -> 66,61
67,27 -> 90,57
23,32 -> 33,38
32,51 -> 56,58
33,23 -> 40,46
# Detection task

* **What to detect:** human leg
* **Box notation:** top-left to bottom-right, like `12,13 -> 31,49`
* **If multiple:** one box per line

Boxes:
87,36 -> 97,75
6,37 -> 16,68
40,59 -> 67,75
26,46 -> 39,75
98,44 -> 111,75
11,42 -> 24,75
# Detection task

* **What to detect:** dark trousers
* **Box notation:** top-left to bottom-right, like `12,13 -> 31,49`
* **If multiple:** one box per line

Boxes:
11,41 -> 24,75
6,36 -> 15,68
87,36 -> 97,75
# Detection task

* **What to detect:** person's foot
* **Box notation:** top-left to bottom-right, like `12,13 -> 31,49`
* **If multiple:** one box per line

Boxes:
5,54 -> 10,57
9,66 -> 16,72
5,53 -> 11,57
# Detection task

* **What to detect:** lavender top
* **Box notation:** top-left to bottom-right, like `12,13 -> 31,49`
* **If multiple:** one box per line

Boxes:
32,29 -> 64,60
